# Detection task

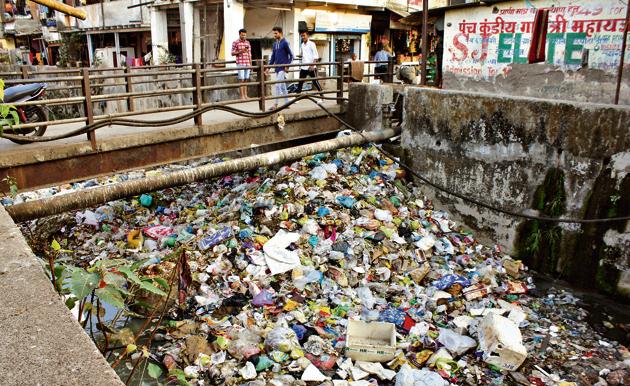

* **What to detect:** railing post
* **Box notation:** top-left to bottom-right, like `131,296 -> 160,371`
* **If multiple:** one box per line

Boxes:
258,59 -> 266,112
387,56 -> 395,84
81,68 -> 97,150
336,59 -> 344,104
192,63 -> 202,126
202,62 -> 208,104
124,66 -> 134,112
20,66 -> 28,79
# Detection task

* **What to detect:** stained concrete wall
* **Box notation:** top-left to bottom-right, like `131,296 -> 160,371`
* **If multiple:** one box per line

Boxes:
347,83 -> 394,132
444,64 -> 630,106
355,84 -> 630,297
74,0 -> 150,30
0,206 -> 123,385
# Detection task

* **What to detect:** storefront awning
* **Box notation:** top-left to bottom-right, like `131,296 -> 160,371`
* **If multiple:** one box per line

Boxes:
80,25 -> 151,34
314,11 -> 372,33
399,0 -> 511,25
385,6 -> 410,18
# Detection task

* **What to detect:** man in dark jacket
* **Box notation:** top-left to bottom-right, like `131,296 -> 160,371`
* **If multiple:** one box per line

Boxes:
265,26 -> 293,109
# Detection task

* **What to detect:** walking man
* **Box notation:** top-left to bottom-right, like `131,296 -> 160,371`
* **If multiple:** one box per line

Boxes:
231,28 -> 251,100
296,31 -> 322,95
265,26 -> 293,109
374,44 -> 393,81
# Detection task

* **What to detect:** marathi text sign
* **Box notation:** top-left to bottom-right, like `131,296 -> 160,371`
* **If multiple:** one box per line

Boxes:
444,0 -> 629,79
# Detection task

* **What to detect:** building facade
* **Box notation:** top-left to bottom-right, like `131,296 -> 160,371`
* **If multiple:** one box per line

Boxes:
1,0 -> 59,65
147,0 -> 424,65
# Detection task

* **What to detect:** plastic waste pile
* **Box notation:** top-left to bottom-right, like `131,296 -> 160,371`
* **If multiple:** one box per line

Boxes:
22,145 -> 630,385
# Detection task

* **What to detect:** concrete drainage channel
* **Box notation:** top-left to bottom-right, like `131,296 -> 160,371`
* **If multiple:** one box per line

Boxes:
0,126 -> 398,384
0,85 -> 628,385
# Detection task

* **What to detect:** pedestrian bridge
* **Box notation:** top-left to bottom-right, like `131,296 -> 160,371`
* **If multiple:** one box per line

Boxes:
0,59 -> 398,190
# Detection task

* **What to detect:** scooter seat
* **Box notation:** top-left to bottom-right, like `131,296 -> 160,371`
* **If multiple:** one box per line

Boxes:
2,83 -> 45,103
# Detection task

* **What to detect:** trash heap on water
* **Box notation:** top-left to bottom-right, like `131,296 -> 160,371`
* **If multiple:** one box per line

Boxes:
23,145 -> 630,385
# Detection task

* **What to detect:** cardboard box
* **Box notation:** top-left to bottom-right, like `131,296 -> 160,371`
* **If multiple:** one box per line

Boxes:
463,284 -> 491,301
345,320 -> 396,362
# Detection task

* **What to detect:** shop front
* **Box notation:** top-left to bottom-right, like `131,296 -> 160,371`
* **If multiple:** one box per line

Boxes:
311,10 -> 371,74
370,10 -> 420,64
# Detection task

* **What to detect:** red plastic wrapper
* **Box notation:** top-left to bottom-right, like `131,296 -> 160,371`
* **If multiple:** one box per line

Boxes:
305,353 -> 337,370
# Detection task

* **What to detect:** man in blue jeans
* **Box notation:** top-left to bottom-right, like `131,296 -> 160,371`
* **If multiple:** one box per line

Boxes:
265,26 -> 293,110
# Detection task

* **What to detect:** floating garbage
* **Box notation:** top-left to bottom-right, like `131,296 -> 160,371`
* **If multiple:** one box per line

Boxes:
17,144 -> 630,385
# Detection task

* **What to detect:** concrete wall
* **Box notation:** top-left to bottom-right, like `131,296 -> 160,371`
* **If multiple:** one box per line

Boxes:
83,0 -> 149,29
223,0 -> 245,61
443,0 -> 630,105
244,7 -> 300,60
347,83 -> 394,132
151,7 -> 169,64
346,83 -> 630,297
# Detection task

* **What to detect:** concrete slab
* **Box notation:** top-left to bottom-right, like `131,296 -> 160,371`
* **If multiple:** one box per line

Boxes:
0,206 -> 123,385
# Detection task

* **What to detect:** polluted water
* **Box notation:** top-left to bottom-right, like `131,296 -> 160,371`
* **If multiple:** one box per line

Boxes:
9,144 -> 630,385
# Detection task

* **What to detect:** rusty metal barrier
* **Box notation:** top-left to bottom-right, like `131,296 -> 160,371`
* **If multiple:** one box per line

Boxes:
0,57 -> 394,149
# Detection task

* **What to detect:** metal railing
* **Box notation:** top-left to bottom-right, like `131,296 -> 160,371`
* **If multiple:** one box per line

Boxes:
0,58 -> 393,149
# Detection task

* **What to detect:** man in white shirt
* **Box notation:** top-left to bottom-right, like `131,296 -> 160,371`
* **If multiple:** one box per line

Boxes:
296,31 -> 322,94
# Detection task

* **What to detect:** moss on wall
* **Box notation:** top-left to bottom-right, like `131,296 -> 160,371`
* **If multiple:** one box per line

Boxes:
569,170 -> 630,294
515,168 -> 566,274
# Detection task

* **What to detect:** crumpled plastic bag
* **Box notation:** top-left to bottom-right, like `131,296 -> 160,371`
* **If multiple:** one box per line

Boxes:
227,329 -> 261,360
394,364 -> 448,386
310,166 -> 328,180
252,289 -> 275,307
438,328 -> 477,356
336,195 -> 356,209
76,210 -> 99,227
265,326 -> 301,353
302,219 -> 320,235
356,287 -> 375,309
374,209 -> 393,222
263,230 -> 301,275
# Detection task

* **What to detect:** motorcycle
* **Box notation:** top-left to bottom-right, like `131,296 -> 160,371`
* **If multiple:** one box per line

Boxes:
1,83 -> 48,144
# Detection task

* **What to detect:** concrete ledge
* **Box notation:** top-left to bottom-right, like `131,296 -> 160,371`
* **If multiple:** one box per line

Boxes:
402,87 -> 630,158
0,206 -> 123,385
